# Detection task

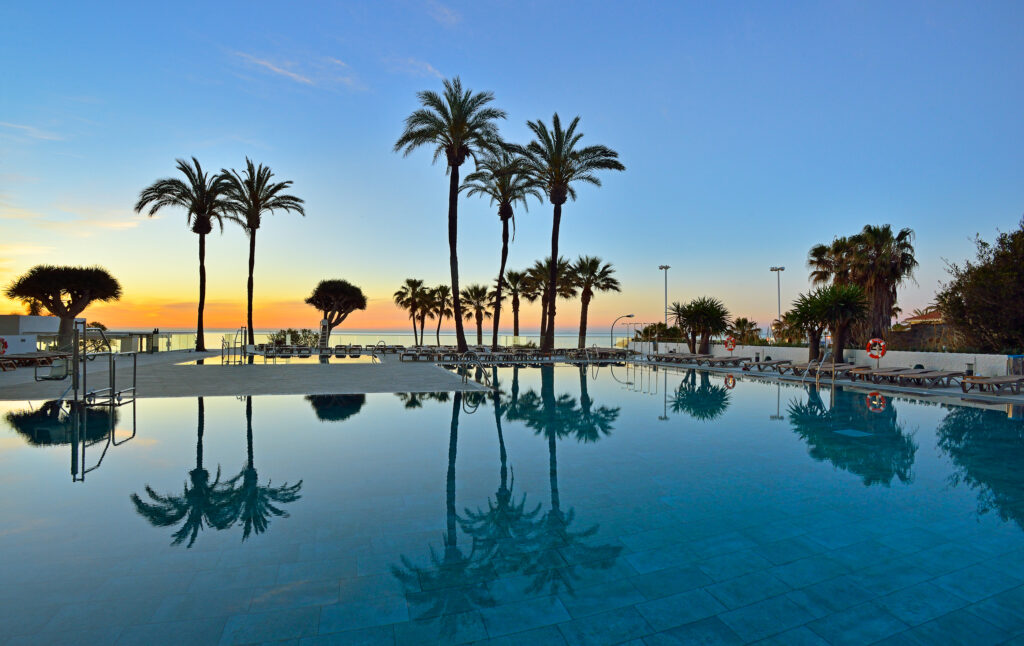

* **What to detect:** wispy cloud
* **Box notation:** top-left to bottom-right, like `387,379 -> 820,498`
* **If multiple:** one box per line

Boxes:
233,52 -> 314,85
0,122 -> 62,141
0,243 -> 56,256
390,57 -> 443,79
428,2 -> 460,26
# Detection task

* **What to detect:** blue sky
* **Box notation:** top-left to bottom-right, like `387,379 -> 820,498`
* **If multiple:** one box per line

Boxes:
1,1 -> 1022,330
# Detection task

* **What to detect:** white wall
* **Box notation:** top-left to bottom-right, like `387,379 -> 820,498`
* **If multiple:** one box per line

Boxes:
630,341 -> 1011,376
0,334 -> 39,355
0,315 -> 59,335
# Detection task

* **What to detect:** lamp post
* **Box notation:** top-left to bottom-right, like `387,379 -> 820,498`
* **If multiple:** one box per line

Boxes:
770,266 -> 785,342
610,313 -> 635,348
658,265 -> 670,328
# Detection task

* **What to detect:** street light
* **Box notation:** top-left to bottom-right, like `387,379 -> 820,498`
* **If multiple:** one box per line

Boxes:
770,266 -> 785,342
658,265 -> 670,328
611,313 -> 635,348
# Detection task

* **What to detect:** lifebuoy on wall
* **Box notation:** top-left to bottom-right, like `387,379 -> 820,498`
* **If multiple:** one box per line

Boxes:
0,337 -> 7,355
866,391 -> 887,413
724,336 -> 737,352
867,338 -> 887,360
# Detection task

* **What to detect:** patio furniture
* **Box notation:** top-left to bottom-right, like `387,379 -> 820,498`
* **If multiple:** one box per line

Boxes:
896,371 -> 965,388
960,375 -> 1024,395
741,359 -> 792,372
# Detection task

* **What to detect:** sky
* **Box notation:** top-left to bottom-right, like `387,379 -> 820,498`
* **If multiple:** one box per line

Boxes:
1,1 -> 1022,333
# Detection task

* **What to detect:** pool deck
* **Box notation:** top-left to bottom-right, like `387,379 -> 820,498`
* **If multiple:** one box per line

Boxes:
0,350 -> 489,400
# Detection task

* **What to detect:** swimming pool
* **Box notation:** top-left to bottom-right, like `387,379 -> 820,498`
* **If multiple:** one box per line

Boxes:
2,365 -> 1023,644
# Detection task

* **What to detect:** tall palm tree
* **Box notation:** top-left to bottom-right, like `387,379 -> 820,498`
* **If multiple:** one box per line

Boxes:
135,158 -> 230,351
669,301 -> 698,353
462,150 -> 542,350
522,114 -> 624,351
394,77 -> 507,353
460,284 -> 492,345
130,398 -> 232,547
394,278 -> 428,345
687,297 -> 731,354
503,270 -> 528,339
570,256 -> 620,349
429,285 -> 454,346
222,397 -> 302,540
221,159 -> 305,346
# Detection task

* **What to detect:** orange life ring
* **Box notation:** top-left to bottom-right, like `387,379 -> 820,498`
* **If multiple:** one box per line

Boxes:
866,391 -> 887,413
866,338 -> 887,360
0,338 -> 7,355
724,374 -> 736,389
724,336 -> 737,352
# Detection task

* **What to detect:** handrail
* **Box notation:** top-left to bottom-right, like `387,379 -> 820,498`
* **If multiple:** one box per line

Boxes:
460,352 -> 492,388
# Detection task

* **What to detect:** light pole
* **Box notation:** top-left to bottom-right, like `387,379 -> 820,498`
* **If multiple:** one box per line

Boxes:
658,265 -> 670,328
770,266 -> 785,342
610,313 -> 635,348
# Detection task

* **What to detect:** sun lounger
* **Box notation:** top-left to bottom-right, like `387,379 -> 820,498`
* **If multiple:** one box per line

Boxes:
848,366 -> 912,382
866,368 -> 931,384
813,363 -> 859,378
961,375 -> 1024,395
778,362 -> 820,376
741,359 -> 792,372
896,371 -> 965,388
699,356 -> 752,367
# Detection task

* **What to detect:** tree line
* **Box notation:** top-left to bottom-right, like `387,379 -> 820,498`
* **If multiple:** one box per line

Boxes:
393,255 -> 620,348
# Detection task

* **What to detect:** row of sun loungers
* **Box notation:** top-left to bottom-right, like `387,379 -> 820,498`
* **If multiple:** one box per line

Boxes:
0,352 -> 72,372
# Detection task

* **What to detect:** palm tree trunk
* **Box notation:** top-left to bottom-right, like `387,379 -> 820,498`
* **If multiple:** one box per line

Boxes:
539,289 -> 549,343
411,308 -> 419,346
544,204 -> 562,351
512,293 -> 520,338
242,397 -> 252,466
196,232 -> 207,351
476,313 -> 483,345
492,216 -> 510,350
448,167 -> 468,353
447,391 -> 461,550
493,378 -> 508,495
246,229 -> 256,345
196,397 -> 205,470
436,315 -> 442,346
578,292 -> 591,349
57,316 -> 75,350
419,313 -> 427,347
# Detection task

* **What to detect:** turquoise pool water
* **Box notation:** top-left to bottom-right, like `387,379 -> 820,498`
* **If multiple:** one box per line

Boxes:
2,365 -> 1024,645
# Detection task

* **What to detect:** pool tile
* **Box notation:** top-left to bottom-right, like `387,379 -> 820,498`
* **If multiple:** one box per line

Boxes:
749,625 -> 830,645
635,588 -> 726,631
806,601 -> 907,645
896,607 -> 1011,645
485,625 -> 568,645
962,585 -> 1024,634
706,570 -> 791,610
688,532 -> 759,560
191,565 -> 279,592
753,535 -> 826,566
557,578 -> 645,618
650,616 -> 744,645
784,575 -> 876,618
558,606 -> 653,645
250,580 -> 340,612
630,565 -> 713,600
392,610 -> 487,644
219,606 -> 320,645
698,549 -> 774,582
117,617 -> 228,646
277,558 -> 359,585
153,588 -> 254,622
318,593 -> 409,633
45,597 -> 164,633
718,594 -> 815,642
769,554 -> 849,588
845,559 -> 932,596
625,543 -> 697,575
6,627 -> 122,646
874,581 -> 969,625
875,527 -> 947,554
823,540 -> 902,570
479,595 -> 571,637
298,624 -> 395,645
932,563 -> 1022,602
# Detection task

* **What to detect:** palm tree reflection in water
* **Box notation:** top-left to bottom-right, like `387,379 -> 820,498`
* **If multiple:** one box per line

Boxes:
788,385 -> 916,487
392,366 -> 623,636
671,370 -> 731,421
221,397 -> 303,540
130,397 -> 232,547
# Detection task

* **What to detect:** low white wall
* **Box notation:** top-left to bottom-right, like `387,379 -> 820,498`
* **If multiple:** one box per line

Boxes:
630,341 -> 1011,376
0,315 -> 59,335
0,333 -> 39,356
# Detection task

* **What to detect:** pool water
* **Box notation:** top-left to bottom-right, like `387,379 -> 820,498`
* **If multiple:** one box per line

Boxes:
2,365 -> 1024,645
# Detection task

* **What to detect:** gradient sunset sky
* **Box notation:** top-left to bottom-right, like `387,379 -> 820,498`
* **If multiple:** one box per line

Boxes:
2,2 -> 1022,332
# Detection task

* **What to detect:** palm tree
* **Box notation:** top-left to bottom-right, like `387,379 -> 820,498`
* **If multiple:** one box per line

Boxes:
789,290 -> 828,361
522,114 -> 625,351
394,77 -> 507,353
221,159 -> 305,346
429,285 -> 454,346
221,397 -> 302,540
305,279 -> 368,347
503,270 -> 528,339
669,301 -> 698,353
570,256 -> 620,349
529,257 -> 577,344
135,157 -> 230,351
671,370 -> 731,421
729,317 -> 759,345
818,284 -> 869,362
687,297 -> 731,354
807,226 -> 916,342
5,266 -> 122,349
394,279 -> 428,345
462,149 -> 542,350
130,398 -> 232,547
460,284 -> 492,345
